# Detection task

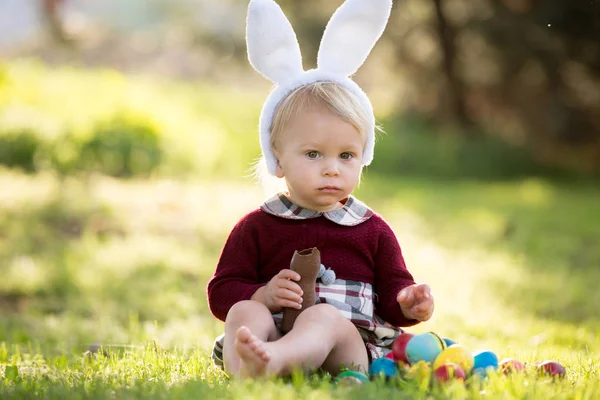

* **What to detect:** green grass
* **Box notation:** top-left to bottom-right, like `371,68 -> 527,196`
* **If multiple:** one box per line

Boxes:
1,59 -> 599,398
0,169 -> 599,398
0,59 -> 265,177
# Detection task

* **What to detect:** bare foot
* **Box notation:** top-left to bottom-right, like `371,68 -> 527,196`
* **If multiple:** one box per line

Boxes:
234,326 -> 271,378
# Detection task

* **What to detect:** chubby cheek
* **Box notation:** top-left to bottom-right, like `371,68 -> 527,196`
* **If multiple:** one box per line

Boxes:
345,163 -> 362,180
296,159 -> 319,173
286,160 -> 313,181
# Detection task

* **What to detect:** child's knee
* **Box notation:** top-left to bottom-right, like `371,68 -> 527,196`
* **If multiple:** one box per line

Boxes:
226,300 -> 270,323
301,303 -> 344,322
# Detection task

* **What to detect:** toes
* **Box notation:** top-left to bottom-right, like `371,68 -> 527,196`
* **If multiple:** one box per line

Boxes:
234,328 -> 271,378
252,343 -> 266,356
249,340 -> 261,351
242,333 -> 271,363
259,351 -> 271,362
249,340 -> 269,360
255,344 -> 271,362
236,326 -> 252,343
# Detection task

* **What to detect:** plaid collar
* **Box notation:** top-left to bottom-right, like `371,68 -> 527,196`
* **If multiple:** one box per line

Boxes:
260,193 -> 373,226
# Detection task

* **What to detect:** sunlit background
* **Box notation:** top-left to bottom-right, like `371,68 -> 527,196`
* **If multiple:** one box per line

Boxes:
0,0 -> 599,389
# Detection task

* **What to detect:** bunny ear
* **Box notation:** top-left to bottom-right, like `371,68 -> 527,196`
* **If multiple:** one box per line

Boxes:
317,0 -> 392,76
246,0 -> 304,83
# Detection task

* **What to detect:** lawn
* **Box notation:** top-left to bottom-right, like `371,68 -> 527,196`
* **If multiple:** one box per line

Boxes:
0,170 -> 599,399
1,60 -> 599,398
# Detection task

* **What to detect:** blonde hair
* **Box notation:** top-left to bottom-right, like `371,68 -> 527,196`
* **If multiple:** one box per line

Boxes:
251,82 -> 371,195
270,82 -> 369,151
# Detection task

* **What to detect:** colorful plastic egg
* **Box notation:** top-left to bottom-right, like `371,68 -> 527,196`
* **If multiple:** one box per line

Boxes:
336,370 -> 369,385
499,358 -> 525,374
433,344 -> 474,374
537,360 -> 566,378
369,357 -> 397,378
405,332 -> 446,364
471,368 -> 488,378
433,362 -> 466,383
443,337 -> 457,347
472,350 -> 498,376
405,360 -> 432,382
392,332 -> 414,365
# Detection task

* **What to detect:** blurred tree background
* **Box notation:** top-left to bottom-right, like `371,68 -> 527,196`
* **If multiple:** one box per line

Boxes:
2,0 -> 599,178
0,0 -> 599,366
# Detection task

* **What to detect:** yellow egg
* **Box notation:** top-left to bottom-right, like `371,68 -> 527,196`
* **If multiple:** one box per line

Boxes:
405,360 -> 432,381
433,345 -> 474,373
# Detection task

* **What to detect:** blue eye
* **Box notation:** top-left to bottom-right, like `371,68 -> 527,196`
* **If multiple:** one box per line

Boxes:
340,152 -> 353,160
306,151 -> 320,159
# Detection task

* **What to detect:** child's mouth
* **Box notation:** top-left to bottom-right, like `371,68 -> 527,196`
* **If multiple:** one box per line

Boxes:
318,186 -> 341,192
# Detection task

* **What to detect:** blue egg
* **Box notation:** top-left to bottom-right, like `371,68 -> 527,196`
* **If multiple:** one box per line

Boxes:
472,350 -> 499,374
443,337 -> 457,347
472,367 -> 488,378
406,332 -> 445,364
369,357 -> 397,378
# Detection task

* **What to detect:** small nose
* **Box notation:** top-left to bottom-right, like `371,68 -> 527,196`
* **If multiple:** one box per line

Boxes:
322,159 -> 340,177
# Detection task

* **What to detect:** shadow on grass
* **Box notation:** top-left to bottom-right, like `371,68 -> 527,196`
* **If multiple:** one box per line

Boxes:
0,183 -> 224,348
356,173 -> 600,328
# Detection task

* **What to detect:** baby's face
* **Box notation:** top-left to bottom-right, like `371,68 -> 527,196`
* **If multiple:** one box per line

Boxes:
273,106 -> 364,212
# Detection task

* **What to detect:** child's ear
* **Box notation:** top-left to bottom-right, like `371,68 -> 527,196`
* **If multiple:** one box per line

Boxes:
275,158 -> 285,178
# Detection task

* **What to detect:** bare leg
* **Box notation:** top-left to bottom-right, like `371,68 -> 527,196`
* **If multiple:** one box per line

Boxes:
223,300 -> 281,377
236,303 -> 368,377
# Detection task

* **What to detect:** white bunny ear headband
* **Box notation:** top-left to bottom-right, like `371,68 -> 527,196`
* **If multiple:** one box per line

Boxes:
246,0 -> 393,175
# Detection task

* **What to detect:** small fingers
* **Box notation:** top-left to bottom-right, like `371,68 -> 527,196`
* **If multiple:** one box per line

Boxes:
276,279 -> 303,296
275,287 -> 303,304
277,269 -> 301,282
412,297 -> 434,320
411,305 -> 427,316
273,293 -> 303,310
415,283 -> 431,300
397,286 -> 414,307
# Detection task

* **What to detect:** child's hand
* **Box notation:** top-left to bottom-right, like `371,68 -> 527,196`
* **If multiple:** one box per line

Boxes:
397,283 -> 434,321
261,269 -> 304,313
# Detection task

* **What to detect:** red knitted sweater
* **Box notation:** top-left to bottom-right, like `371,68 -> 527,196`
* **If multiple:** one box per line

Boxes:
206,206 -> 418,328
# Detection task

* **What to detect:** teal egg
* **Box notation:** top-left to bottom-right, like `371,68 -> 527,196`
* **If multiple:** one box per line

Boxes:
369,357 -> 397,378
472,350 -> 499,376
405,332 -> 446,364
336,370 -> 369,385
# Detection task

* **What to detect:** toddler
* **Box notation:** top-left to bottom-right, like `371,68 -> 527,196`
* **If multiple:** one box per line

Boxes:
207,0 -> 434,378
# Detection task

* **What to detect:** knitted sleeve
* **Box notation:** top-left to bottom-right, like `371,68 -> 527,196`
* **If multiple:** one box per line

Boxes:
372,216 -> 419,327
206,213 -> 264,321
